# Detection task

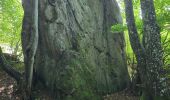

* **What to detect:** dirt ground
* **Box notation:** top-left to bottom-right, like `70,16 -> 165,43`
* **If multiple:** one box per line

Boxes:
103,89 -> 139,100
0,70 -> 19,100
0,69 -> 139,100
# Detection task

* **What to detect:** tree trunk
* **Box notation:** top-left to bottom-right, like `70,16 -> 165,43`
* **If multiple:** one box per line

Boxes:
140,0 -> 169,99
124,0 -> 148,97
21,0 -> 39,98
21,0 -> 130,99
124,0 -> 169,99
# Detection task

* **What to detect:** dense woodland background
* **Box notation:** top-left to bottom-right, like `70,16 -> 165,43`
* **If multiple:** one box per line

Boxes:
0,0 -> 170,100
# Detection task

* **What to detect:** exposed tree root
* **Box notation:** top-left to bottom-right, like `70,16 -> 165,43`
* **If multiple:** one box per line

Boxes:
0,47 -> 22,83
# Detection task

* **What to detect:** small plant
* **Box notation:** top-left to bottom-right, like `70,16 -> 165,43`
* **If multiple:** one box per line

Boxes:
111,24 -> 127,33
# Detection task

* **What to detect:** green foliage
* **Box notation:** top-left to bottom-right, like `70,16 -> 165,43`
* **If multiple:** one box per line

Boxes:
116,0 -> 170,66
156,0 -> 170,71
155,0 -> 170,29
111,24 -> 127,33
0,0 -> 23,47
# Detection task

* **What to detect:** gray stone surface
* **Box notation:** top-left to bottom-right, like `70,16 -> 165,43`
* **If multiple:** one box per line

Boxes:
22,0 -> 130,99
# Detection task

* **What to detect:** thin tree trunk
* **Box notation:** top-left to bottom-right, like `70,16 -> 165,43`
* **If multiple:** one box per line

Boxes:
25,0 -> 38,92
124,0 -> 169,99
140,0 -> 169,98
124,0 -> 147,81
123,0 -> 150,98
21,0 -> 39,98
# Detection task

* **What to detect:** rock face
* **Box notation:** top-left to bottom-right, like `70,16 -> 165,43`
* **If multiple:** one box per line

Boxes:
22,0 -> 130,99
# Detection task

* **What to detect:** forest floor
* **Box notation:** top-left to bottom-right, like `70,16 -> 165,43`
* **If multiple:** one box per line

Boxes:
0,69 -> 139,100
0,69 -> 19,100
103,89 -> 139,100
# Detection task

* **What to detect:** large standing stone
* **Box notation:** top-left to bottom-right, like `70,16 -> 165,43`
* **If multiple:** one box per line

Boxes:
22,0 -> 130,99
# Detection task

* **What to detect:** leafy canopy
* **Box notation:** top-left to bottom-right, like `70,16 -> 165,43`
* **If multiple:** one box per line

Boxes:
0,0 -> 23,46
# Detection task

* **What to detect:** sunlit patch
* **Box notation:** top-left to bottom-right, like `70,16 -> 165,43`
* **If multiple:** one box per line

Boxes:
7,85 -> 14,94
0,86 -> 5,93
